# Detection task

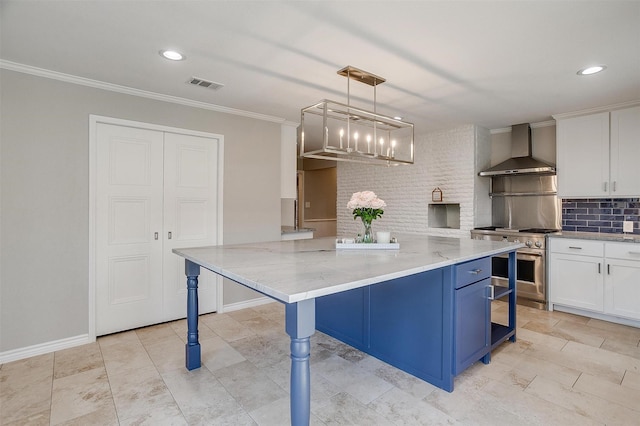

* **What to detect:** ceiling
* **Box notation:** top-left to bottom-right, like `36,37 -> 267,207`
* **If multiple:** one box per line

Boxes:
1,1 -> 639,133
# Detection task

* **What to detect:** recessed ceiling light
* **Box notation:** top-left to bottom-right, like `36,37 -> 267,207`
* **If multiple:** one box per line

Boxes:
577,65 -> 606,75
160,49 -> 185,61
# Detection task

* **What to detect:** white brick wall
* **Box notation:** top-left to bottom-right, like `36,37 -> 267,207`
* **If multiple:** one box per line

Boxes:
337,124 -> 491,239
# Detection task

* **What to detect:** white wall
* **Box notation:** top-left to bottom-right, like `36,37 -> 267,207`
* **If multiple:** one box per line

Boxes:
0,69 -> 282,353
337,124 -> 491,238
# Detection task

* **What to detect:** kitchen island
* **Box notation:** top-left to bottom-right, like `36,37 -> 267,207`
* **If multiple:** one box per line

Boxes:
173,234 -> 521,426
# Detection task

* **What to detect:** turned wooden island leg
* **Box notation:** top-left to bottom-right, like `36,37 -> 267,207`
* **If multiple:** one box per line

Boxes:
185,260 -> 201,370
285,299 -> 315,426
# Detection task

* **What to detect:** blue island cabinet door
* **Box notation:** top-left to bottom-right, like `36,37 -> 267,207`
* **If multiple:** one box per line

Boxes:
369,269 -> 454,390
453,277 -> 491,375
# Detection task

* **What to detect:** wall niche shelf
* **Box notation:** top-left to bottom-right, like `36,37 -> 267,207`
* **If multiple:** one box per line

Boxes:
428,203 -> 460,229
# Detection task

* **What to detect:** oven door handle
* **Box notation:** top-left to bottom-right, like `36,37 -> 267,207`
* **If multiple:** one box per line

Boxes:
495,252 -> 543,260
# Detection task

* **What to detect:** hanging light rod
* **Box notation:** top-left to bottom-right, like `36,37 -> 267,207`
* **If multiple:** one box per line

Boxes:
299,66 -> 414,166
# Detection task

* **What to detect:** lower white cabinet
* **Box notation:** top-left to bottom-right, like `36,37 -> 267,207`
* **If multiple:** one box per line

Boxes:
549,237 -> 640,322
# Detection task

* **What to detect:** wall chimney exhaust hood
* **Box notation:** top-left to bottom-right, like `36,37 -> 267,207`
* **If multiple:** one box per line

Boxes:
479,124 -> 556,177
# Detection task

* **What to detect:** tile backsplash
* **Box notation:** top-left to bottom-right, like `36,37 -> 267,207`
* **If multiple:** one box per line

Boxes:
562,198 -> 640,234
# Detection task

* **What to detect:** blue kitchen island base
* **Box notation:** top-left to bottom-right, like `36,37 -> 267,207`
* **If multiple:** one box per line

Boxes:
316,255 -> 516,392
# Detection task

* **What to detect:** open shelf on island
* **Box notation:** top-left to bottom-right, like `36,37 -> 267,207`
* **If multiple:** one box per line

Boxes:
491,322 -> 516,349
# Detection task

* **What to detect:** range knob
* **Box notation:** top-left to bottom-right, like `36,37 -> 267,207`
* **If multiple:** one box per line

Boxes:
525,240 -> 533,248
513,238 -> 520,243
534,241 -> 542,248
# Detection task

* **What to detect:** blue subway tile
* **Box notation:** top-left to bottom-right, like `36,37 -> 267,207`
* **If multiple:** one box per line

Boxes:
576,226 -> 600,232
577,214 -> 599,220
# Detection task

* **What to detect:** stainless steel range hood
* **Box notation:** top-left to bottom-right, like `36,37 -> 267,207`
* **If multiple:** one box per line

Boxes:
479,124 -> 556,176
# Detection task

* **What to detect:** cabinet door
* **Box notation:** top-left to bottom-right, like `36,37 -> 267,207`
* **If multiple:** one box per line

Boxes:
610,106 -> 640,197
556,112 -> 610,197
454,278 -> 490,375
549,253 -> 604,312
604,259 -> 640,320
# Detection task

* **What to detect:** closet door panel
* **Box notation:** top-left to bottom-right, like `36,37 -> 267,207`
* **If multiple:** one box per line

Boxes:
96,123 -> 164,335
163,132 -> 220,320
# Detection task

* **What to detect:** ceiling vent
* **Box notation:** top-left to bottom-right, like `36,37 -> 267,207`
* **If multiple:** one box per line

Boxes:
187,77 -> 224,91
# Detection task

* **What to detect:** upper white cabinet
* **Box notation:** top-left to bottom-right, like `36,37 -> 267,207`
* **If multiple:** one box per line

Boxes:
610,106 -> 640,197
555,104 -> 640,198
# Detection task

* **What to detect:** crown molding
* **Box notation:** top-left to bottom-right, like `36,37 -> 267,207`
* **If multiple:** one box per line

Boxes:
490,119 -> 556,135
0,60 -> 287,124
552,100 -> 640,120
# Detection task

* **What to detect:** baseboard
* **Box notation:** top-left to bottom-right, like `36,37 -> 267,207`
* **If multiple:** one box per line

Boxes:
222,296 -> 276,313
0,334 -> 93,365
1,298 -> 277,364
551,304 -> 640,328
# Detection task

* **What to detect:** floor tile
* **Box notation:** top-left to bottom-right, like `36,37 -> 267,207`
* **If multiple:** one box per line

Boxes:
3,298 -> 640,425
0,354 -> 54,425
108,365 -> 177,421
212,360 -> 288,412
524,375 -> 638,425
49,367 -> 114,425
622,369 -> 640,391
54,342 -> 104,379
368,387 -> 456,425
312,392 -> 394,425
160,367 -> 245,424
573,372 -> 640,412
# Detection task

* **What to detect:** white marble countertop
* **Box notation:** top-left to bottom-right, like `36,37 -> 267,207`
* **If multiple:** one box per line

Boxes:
173,234 -> 523,304
549,231 -> 640,244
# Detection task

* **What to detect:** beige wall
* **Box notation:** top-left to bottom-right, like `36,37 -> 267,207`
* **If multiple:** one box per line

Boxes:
303,167 -> 337,220
0,69 -> 282,352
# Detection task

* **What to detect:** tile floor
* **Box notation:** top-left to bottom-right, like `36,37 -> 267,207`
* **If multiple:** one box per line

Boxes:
2,301 -> 640,425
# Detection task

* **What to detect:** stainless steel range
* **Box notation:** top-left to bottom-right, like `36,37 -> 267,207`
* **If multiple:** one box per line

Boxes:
471,227 -> 558,309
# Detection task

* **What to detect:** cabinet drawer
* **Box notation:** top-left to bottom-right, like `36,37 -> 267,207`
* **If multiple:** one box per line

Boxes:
606,242 -> 640,261
550,238 -> 604,257
455,257 -> 491,289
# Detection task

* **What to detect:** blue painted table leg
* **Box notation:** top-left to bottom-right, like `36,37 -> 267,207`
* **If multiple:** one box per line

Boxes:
285,299 -> 315,426
185,260 -> 201,370
508,250 -> 517,343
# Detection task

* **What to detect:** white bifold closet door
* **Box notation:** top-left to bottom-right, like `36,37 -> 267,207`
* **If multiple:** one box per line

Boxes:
96,123 -> 220,336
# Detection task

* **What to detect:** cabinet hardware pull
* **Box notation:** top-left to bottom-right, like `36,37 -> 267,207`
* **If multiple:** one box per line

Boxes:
568,246 -> 582,250
629,251 -> 640,255
607,264 -> 610,275
488,285 -> 495,300
168,231 -> 172,239
604,182 -> 608,192
468,269 -> 482,274
154,232 -> 159,240
598,263 -> 601,274
613,181 -> 617,192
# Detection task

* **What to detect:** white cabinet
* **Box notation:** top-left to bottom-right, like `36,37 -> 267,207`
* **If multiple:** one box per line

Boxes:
604,244 -> 640,320
549,237 -> 640,322
555,105 -> 640,198
549,239 -> 604,312
610,106 -> 640,197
